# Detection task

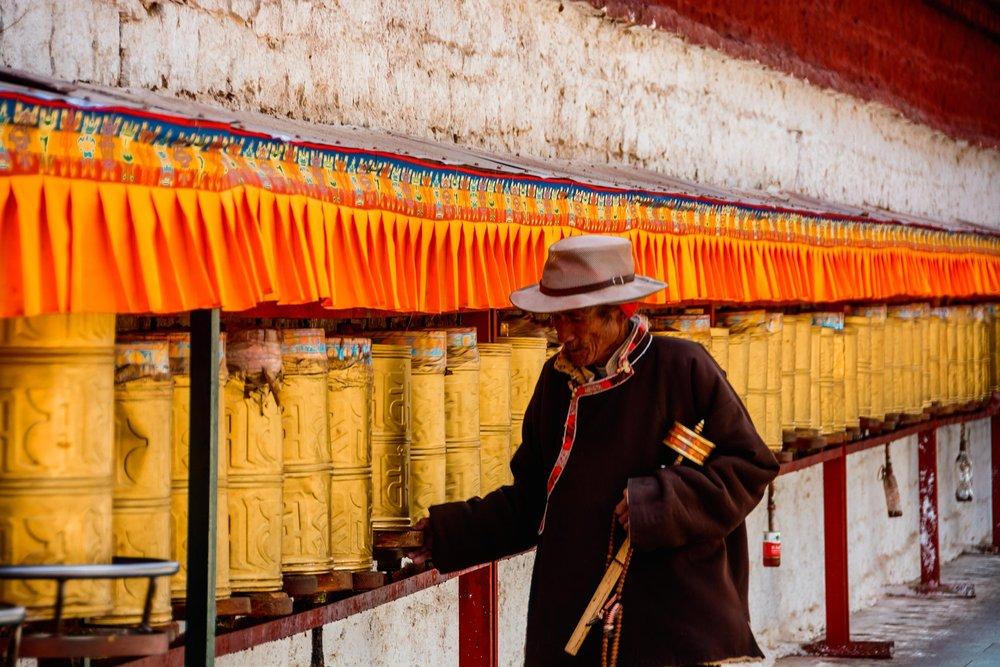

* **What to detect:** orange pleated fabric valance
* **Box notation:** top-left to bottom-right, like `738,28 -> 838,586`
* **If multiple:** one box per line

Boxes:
0,89 -> 997,317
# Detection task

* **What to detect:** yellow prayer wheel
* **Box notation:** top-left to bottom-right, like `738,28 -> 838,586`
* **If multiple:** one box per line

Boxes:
780,316 -> 796,436
708,327 -> 729,374
326,337 -> 374,573
501,336 -> 547,417
843,327 -> 859,430
726,332 -> 749,404
974,306 -> 989,400
789,316 -> 812,431
372,331 -> 446,522
371,344 -> 412,529
763,314 -> 783,451
882,315 -> 900,416
957,307 -> 974,403
865,307 -> 887,419
147,332 -> 231,600
831,331 -> 846,434
650,315 -> 711,352
479,343 -> 512,494
444,329 -> 481,502
0,313 -> 116,620
280,329 -> 331,574
226,329 -> 284,592
719,311 -> 774,449
98,340 -> 173,625
927,311 -> 944,406
846,317 -> 870,419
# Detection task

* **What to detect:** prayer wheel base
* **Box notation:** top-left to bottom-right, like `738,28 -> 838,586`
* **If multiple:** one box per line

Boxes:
316,571 -> 354,594
172,595 -> 252,619
353,571 -> 386,591
245,591 -> 294,617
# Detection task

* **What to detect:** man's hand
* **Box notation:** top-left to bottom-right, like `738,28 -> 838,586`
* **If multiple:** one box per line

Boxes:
613,489 -> 629,532
407,517 -> 433,568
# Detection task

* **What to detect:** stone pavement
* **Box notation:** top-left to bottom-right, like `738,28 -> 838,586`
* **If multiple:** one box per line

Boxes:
777,553 -> 1000,667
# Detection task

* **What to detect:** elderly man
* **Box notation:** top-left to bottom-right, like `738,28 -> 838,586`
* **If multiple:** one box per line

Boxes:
415,235 -> 778,665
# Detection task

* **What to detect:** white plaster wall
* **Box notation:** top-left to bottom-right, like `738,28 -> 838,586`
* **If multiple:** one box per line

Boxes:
845,437 -> 921,610
937,418 -> 994,560
746,465 -> 825,659
0,0 -> 997,227
320,577 -> 459,666
497,551 -> 533,667
216,630 -> 313,667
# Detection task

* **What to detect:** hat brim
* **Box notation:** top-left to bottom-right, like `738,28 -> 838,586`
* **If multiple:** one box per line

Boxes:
508,275 -> 666,314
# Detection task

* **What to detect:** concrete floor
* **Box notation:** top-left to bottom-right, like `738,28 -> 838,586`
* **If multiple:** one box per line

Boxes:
777,553 -> 1000,667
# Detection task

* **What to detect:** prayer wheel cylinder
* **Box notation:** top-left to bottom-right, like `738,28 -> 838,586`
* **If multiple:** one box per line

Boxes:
843,327 -> 859,430
502,336 -> 548,458
479,344 -> 512,494
650,315 -> 711,352
370,344 -> 412,529
790,316 -> 812,431
990,305 -> 999,394
372,332 -> 446,522
155,332 -> 231,600
763,314 -> 783,451
974,306 -> 989,400
817,327 -> 836,435
99,340 -> 173,625
709,327 -> 729,374
883,315 -> 900,416
831,332 -> 846,434
956,307 -> 973,402
944,308 -> 959,405
866,308 -> 887,419
780,316 -> 796,434
445,329 -> 481,502
726,332 -> 750,405
927,312 -> 944,406
280,329 -> 331,574
226,329 -> 284,592
327,338 -> 374,572
846,317 -> 871,419
0,313 -> 115,620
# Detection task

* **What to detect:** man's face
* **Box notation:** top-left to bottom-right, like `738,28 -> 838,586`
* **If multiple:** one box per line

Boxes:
550,306 -> 627,367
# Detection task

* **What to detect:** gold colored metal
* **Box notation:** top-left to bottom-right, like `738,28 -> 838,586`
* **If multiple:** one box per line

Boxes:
479,344 -> 512,494
780,315 -> 796,433
327,337 -> 374,573
99,341 -> 173,625
818,326 -> 836,435
445,329 -> 481,502
0,313 -> 116,620
649,315 -> 711,352
843,327 -> 859,429
832,331 -> 846,433
153,332 -> 231,601
371,344 -> 411,529
708,327 -> 729,374
726,332 -> 749,404
372,331 -> 446,522
500,336 -> 547,418
791,316 -> 812,430
926,312 -> 944,406
225,329 -> 284,592
719,312 -> 779,450
809,325 -> 822,432
280,329 -> 331,574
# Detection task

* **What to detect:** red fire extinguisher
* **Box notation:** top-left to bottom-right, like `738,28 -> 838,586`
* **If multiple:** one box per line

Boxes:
763,483 -> 780,567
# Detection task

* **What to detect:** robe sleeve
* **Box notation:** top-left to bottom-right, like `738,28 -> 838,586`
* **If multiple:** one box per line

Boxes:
626,343 -> 779,552
427,370 -> 550,573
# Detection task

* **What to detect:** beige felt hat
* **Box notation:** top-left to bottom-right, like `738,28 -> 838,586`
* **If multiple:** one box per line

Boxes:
509,235 -> 666,313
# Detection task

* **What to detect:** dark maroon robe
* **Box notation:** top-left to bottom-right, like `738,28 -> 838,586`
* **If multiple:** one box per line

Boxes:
429,332 -> 779,666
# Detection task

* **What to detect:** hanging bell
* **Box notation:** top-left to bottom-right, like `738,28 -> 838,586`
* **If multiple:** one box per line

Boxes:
879,445 -> 903,518
956,424 -> 974,503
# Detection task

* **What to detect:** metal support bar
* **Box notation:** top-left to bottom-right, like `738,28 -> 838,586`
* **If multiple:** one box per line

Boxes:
803,449 -> 893,659
457,310 -> 499,667
458,564 -> 497,667
185,309 -> 220,666
913,427 -> 975,597
993,414 -> 1000,549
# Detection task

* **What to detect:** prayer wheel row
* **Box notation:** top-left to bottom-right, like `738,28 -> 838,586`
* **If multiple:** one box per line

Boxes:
650,304 -> 999,451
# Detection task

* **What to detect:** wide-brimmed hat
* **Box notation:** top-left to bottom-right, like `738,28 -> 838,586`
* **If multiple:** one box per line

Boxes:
509,235 -> 666,313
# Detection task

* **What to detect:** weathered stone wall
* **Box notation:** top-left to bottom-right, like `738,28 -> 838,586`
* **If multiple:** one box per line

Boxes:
1,0 -> 997,227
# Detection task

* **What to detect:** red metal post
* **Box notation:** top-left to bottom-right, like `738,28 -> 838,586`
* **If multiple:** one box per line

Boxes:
458,310 -> 500,667
822,454 -> 850,645
993,415 -> 1000,549
913,427 -> 974,597
803,449 -> 893,659
459,564 -> 497,667
917,429 -> 941,585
